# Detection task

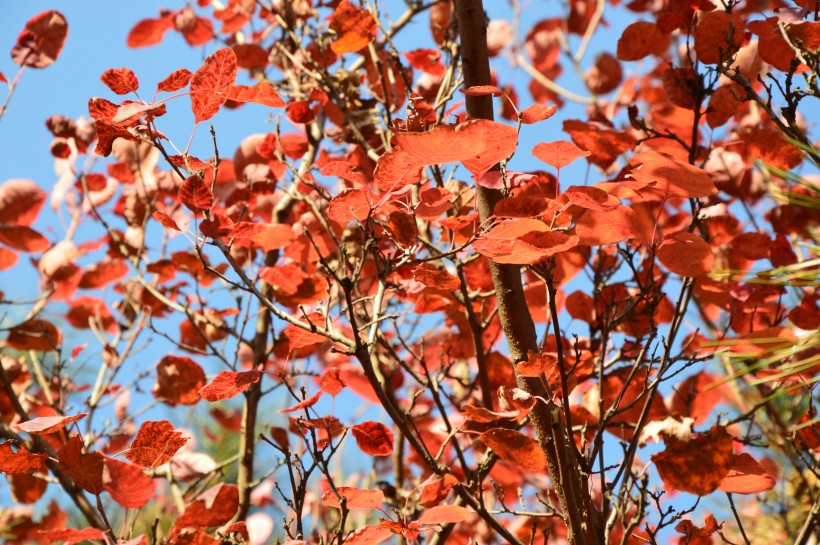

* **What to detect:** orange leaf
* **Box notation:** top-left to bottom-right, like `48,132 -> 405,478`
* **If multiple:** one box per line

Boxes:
0,178 -> 46,226
652,426 -> 734,495
198,370 -> 261,402
126,16 -> 173,48
190,48 -> 237,123
520,103 -> 557,124
227,82 -> 285,108
58,436 -> 104,495
574,206 -> 640,246
417,505 -> 471,525
616,21 -> 662,61
100,67 -> 139,95
330,0 -> 377,54
103,457 -> 155,508
39,528 -> 106,545
153,355 -> 206,406
412,263 -> 461,290
157,68 -> 193,92
345,525 -> 394,545
320,367 -> 346,397
178,175 -> 214,213
460,85 -> 504,96
175,483 -> 239,529
0,444 -> 48,474
563,185 -> 620,212
694,12 -> 745,65
11,11 -> 68,69
373,148 -> 423,192
718,453 -> 776,494
627,151 -> 717,199
282,313 -> 327,349
657,232 -> 714,277
328,188 -> 370,223
351,421 -> 394,457
6,319 -> 62,351
459,120 -> 519,180
126,420 -> 188,468
533,140 -> 590,170
321,487 -> 384,509
479,428 -> 546,471
277,390 -> 323,413
0,225 -> 49,252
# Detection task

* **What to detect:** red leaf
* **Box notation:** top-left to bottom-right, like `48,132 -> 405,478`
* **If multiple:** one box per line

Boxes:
0,179 -> 46,226
178,175 -> 214,213
412,263 -> 461,290
277,390 -> 323,413
718,453 -> 776,494
520,103 -> 557,124
460,85 -> 504,96
563,185 -> 620,212
321,487 -> 384,509
626,150 -> 717,199
227,83 -> 285,108
126,16 -> 173,48
479,429 -> 546,471
694,12 -> 745,65
0,443 -> 48,473
617,21 -> 662,61
345,525 -> 394,545
103,457 -> 155,508
657,232 -> 714,277
652,426 -> 734,496
58,436 -> 105,495
574,206 -> 640,246
100,67 -> 139,95
351,421 -> 394,457
402,49 -> 446,76
373,148 -> 423,192
0,225 -> 50,252
126,420 -> 188,468
198,370 -> 261,402
328,188 -> 370,223
190,48 -> 237,123
282,313 -> 327,349
200,213 -> 235,238
176,483 -> 239,529
532,140 -> 590,170
418,474 -> 459,507
229,221 -> 268,239
39,528 -> 106,545
154,355 -> 206,406
0,247 -> 16,270
416,505 -> 471,525
250,224 -> 295,251
157,68 -> 193,93
320,367 -> 346,397
6,319 -> 62,352
459,120 -> 519,180
152,211 -> 182,231
11,11 -> 68,69
330,0 -> 377,54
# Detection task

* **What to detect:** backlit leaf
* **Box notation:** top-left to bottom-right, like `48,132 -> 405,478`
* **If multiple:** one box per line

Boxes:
153,355 -> 206,406
718,453 -> 776,494
190,48 -> 237,123
176,483 -> 239,529
351,421 -> 394,457
6,319 -> 62,351
178,175 -> 214,213
532,140 -> 590,170
330,0 -> 377,54
103,457 -> 155,508
417,505 -> 471,525
321,487 -> 384,509
157,68 -> 193,92
657,232 -> 714,277
328,188 -> 370,223
58,436 -> 105,495
652,426 -> 734,496
100,67 -> 139,95
0,443 -> 48,473
227,83 -> 285,108
479,428 -> 546,471
126,420 -> 188,468
198,370 -> 261,402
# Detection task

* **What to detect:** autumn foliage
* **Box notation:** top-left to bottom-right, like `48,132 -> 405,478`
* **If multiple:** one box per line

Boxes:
1,1 -> 819,545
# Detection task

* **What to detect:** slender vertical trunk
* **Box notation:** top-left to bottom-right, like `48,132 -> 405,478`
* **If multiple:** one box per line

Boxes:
453,1 -> 602,543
